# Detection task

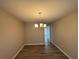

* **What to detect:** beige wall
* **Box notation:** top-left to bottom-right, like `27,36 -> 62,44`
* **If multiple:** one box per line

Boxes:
25,23 -> 44,45
0,9 -> 25,59
51,11 -> 77,59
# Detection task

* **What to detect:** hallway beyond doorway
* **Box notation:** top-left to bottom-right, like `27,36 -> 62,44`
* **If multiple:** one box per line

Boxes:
44,25 -> 51,45
15,44 -> 68,59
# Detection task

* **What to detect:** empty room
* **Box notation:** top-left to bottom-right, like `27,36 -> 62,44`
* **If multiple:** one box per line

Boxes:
0,0 -> 78,59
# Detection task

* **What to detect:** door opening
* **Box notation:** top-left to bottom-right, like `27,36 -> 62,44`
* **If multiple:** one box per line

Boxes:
44,25 -> 51,45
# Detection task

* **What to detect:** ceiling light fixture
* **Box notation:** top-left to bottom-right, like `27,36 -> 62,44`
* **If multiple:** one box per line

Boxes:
34,12 -> 47,28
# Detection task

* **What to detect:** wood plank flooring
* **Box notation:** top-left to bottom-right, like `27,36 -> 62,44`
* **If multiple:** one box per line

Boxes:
15,44 -> 68,59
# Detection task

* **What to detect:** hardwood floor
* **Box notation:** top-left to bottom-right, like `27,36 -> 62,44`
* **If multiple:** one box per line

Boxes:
15,44 -> 68,59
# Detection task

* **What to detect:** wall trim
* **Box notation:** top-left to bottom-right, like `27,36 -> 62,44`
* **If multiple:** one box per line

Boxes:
24,43 -> 45,46
51,42 -> 72,59
11,42 -> 72,59
12,43 -> 44,59
12,45 -> 24,59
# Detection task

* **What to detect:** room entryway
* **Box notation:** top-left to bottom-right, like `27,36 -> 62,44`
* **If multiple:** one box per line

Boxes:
44,25 -> 51,45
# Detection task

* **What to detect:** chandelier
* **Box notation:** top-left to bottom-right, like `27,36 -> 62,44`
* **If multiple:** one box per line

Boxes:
34,23 -> 47,28
34,12 -> 47,28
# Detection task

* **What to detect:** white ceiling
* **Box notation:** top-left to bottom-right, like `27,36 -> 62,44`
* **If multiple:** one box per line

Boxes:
0,0 -> 77,23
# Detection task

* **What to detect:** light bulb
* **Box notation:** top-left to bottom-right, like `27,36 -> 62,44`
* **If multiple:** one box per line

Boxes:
34,24 -> 38,28
40,23 -> 43,27
44,24 -> 47,27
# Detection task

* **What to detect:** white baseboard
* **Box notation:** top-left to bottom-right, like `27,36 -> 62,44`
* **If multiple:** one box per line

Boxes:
51,42 -> 72,59
12,45 -> 24,59
12,43 -> 44,59
24,43 -> 45,46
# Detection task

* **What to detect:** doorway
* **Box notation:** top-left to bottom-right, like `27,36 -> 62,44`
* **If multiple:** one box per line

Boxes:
44,25 -> 51,45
